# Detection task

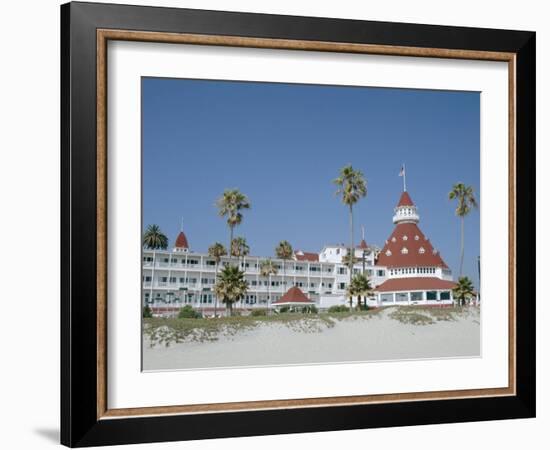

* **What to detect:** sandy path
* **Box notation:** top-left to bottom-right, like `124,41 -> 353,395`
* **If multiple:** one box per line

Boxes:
143,308 -> 480,370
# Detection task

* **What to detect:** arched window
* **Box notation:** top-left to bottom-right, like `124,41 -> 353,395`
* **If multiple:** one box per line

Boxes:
401,247 -> 408,254
419,247 -> 425,254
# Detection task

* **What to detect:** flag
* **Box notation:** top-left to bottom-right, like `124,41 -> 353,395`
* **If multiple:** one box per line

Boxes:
399,165 -> 405,177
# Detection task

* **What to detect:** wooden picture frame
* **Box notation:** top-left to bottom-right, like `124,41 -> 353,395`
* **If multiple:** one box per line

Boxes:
61,1 -> 535,447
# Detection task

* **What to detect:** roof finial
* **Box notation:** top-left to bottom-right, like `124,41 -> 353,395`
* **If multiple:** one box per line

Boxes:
399,163 -> 407,192
361,225 -> 365,240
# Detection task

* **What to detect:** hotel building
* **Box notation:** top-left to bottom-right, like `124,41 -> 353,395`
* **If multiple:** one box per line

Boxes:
143,191 -> 456,316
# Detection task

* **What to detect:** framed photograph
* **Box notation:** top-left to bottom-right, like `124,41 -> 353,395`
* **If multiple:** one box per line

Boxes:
61,1 -> 535,447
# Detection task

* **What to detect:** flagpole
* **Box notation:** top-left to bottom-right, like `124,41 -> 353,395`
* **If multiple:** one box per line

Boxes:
403,163 -> 407,192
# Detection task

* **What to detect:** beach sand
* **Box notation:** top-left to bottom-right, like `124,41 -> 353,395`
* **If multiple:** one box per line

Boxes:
142,307 -> 480,371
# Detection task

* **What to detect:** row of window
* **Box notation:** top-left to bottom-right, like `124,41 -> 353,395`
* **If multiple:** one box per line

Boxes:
143,276 -> 334,290
389,267 -> 436,276
379,291 -> 451,302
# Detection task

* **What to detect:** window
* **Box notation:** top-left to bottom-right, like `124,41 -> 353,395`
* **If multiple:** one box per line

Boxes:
377,270 -> 385,277
205,260 -> 216,266
169,277 -> 176,283
396,293 -> 408,302
401,247 -> 408,254
403,235 -> 408,241
385,250 -> 392,256
328,283 -> 332,288
415,235 -> 419,241
338,282 -> 346,290
160,277 -> 167,283
143,276 -> 151,282
163,258 -> 169,263
380,293 -> 393,303
179,277 -> 185,283
391,237 -> 396,242
336,249 -> 340,255
419,247 -> 425,254
440,291 -> 451,300
411,291 -> 423,301
426,291 -> 438,301
338,267 -> 347,275
251,280 -> 257,286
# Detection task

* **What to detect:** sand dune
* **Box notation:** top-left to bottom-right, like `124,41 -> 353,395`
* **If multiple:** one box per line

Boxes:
143,307 -> 480,371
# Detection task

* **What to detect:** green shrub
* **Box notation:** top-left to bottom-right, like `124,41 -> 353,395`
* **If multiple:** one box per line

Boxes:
178,305 -> 201,319
251,308 -> 268,317
279,306 -> 290,313
302,305 -> 318,314
328,305 -> 350,313
143,305 -> 153,318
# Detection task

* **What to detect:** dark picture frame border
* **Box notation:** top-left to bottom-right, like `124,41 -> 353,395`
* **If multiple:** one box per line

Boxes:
61,2 -> 535,447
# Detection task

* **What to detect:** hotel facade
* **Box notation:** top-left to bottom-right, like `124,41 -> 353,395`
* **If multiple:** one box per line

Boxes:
143,191 -> 457,316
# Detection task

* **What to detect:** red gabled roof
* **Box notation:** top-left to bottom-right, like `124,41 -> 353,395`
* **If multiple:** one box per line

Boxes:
174,231 -> 189,249
357,239 -> 369,249
294,251 -> 319,262
376,222 -> 448,268
272,286 -> 313,304
374,277 -> 456,292
397,191 -> 415,207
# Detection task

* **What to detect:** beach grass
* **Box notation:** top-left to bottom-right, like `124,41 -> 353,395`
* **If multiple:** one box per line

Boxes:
143,309 -> 383,347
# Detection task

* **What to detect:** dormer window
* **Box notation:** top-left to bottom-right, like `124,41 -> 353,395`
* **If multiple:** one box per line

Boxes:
401,247 -> 408,254
433,249 -> 438,255
391,237 -> 396,243
385,250 -> 392,256
415,235 -> 419,241
403,235 -> 408,241
419,247 -> 425,254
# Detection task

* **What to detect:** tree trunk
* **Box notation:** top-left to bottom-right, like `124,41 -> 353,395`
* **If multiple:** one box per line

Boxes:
349,205 -> 354,310
229,226 -> 234,264
227,301 -> 233,317
267,278 -> 270,312
459,216 -> 465,276
214,263 -> 218,317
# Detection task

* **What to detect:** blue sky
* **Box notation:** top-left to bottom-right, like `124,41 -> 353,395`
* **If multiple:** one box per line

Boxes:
142,78 -> 480,285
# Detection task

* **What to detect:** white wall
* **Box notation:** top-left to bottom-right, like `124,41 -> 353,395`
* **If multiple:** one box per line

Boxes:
0,1 -> 546,449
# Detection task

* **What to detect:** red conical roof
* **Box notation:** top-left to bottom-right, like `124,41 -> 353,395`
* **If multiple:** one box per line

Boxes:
174,231 -> 189,249
397,191 -> 415,207
376,222 -> 448,269
272,287 -> 313,304
357,239 -> 369,249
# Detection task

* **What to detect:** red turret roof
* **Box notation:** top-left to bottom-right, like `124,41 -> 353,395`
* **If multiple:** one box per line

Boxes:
174,231 -> 189,249
374,277 -> 456,292
357,239 -> 369,249
272,286 -> 313,304
397,191 -> 414,207
376,222 -> 448,269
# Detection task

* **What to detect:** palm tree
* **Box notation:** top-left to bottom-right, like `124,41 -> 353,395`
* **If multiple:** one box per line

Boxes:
349,274 -> 372,310
216,189 -> 250,264
213,265 -> 248,316
275,240 -> 293,292
341,253 -> 359,268
449,183 -> 478,276
208,242 -> 227,317
231,236 -> 250,266
334,165 -> 367,309
142,224 -> 168,250
231,236 -> 250,308
453,276 -> 475,306
260,259 -> 278,312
